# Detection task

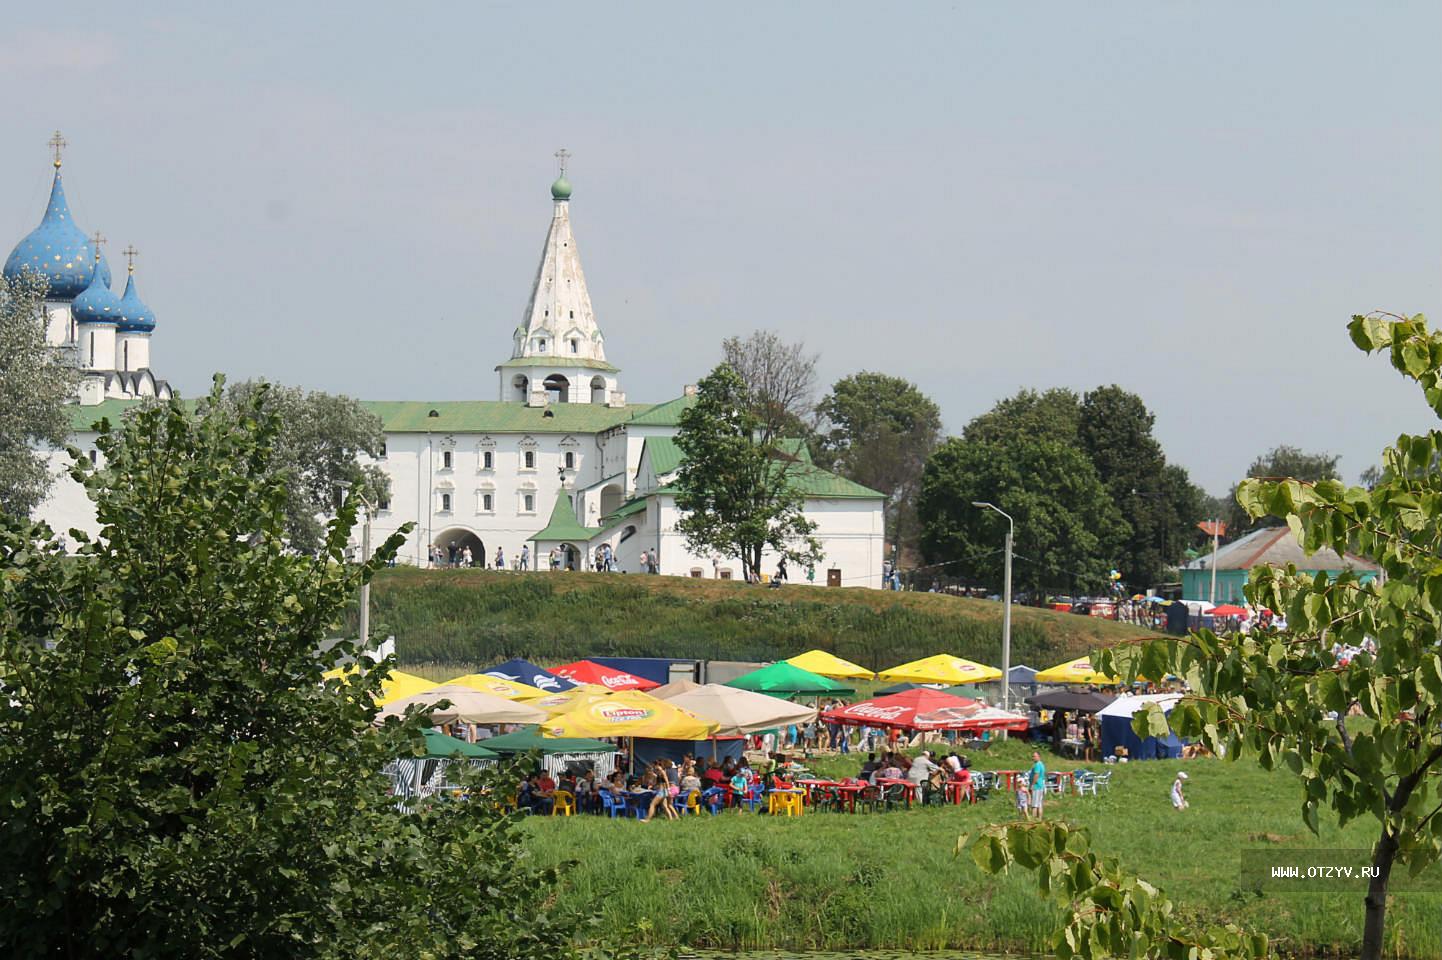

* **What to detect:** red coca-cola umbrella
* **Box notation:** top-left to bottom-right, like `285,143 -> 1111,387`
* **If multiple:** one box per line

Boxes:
550,659 -> 659,691
820,688 -> 985,732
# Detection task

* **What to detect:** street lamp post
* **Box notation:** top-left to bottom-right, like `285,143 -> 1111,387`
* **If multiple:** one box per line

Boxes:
337,481 -> 372,652
972,501 -> 1014,712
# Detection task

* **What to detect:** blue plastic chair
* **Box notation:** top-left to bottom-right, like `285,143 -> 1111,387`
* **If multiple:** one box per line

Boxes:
734,784 -> 765,813
700,787 -> 726,815
599,790 -> 626,819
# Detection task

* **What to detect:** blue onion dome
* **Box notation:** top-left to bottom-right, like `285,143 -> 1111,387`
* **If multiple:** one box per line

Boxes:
70,256 -> 122,325
3,170 -> 111,299
116,271 -> 156,332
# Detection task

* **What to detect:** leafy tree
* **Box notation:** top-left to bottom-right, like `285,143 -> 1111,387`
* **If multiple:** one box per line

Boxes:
721,330 -> 819,438
815,372 -> 942,557
1223,444 -> 1341,534
1079,386 -> 1204,589
674,363 -> 820,581
217,380 -> 389,554
962,387 -> 1081,447
0,378 -> 601,958
917,435 -> 1129,596
0,272 -> 79,517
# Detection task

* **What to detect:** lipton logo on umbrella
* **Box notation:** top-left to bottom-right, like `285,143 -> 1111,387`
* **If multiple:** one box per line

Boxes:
595,704 -> 653,722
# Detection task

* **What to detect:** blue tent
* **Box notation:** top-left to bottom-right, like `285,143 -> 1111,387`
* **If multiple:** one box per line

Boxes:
1098,694 -> 1188,760
633,736 -> 745,769
484,658 -> 577,692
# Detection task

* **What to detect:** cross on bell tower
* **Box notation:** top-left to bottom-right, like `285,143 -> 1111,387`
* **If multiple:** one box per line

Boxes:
49,131 -> 67,169
123,245 -> 138,274
91,230 -> 106,262
554,148 -> 570,177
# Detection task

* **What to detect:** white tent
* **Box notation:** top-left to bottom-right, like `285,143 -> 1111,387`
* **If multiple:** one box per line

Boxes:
664,683 -> 817,736
378,684 -> 548,726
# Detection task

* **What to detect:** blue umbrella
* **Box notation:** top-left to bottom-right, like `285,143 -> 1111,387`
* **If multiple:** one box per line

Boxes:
484,658 -> 577,692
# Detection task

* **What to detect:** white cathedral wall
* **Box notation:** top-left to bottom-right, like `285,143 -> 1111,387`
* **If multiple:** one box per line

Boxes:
363,429 -> 611,568
78,323 -> 117,371
32,441 -> 100,546
44,302 -> 73,346
117,333 -> 150,372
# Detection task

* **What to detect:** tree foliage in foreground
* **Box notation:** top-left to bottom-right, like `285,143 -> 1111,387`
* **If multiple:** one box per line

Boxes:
1221,444 -> 1342,536
963,821 -> 1266,960
215,380 -> 390,554
0,272 -> 79,517
0,378 -> 608,959
969,313 -> 1442,960
675,362 -> 820,581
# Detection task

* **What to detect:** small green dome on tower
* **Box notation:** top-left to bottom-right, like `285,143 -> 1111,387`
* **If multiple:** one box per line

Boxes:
551,175 -> 572,200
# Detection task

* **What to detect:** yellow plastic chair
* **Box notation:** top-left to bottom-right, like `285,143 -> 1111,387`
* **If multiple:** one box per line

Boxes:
552,790 -> 576,817
780,792 -> 804,817
685,790 -> 701,816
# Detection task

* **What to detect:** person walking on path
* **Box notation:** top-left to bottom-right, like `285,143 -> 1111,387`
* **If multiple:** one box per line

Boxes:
1170,771 -> 1189,810
494,546 -> 505,570
1028,751 -> 1046,820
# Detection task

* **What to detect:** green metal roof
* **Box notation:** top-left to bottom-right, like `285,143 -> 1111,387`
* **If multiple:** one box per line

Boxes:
494,355 -> 619,372
641,436 -> 683,476
626,393 -> 695,426
530,490 -> 601,543
780,462 -> 884,499
776,438 -> 814,465
599,496 -> 647,525
361,400 -> 649,434
67,399 -> 141,432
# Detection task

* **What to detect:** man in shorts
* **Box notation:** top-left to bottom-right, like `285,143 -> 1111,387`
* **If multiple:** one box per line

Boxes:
1028,751 -> 1047,820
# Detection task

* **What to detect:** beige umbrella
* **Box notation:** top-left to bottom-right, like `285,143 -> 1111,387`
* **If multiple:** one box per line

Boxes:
665,683 -> 818,736
378,684 -> 548,726
648,678 -> 703,700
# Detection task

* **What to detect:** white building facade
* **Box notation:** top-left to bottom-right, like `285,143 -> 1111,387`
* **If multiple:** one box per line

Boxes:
23,156 -> 886,588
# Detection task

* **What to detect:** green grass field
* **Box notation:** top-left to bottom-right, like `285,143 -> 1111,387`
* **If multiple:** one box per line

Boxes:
366,568 -> 1150,672
517,740 -> 1437,957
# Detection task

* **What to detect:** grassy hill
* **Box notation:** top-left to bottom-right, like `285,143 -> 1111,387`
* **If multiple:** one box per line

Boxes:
361,568 -> 1153,672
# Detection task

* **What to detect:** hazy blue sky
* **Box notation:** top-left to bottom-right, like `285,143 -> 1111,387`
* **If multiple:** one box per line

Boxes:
2,2 -> 1437,494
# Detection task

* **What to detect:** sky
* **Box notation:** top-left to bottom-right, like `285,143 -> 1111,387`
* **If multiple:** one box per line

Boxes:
1,2 -> 1437,495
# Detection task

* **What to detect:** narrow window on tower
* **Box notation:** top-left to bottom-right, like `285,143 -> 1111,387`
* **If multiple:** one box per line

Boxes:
565,451 -> 574,470
570,339 -> 578,353
483,493 -> 493,512
483,451 -> 493,469
524,450 -> 535,469
442,450 -> 452,469
524,494 -> 535,512
378,496 -> 390,511
379,441 -> 387,459
88,332 -> 95,367
441,493 -> 452,512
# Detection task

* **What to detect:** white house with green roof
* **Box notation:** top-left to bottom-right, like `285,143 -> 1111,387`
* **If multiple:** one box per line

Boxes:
30,167 -> 887,587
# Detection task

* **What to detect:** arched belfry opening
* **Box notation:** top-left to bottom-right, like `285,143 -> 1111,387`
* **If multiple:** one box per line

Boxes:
590,375 -> 607,404
543,374 -> 569,404
512,375 -> 529,402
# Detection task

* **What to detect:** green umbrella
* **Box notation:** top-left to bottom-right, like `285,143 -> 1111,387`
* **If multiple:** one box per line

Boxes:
421,729 -> 496,758
480,726 -> 616,755
941,684 -> 990,700
725,661 -> 855,695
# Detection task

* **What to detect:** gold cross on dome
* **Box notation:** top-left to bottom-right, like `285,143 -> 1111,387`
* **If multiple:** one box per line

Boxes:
49,131 -> 67,168
122,245 -> 138,273
91,231 -> 106,261
554,148 -> 570,176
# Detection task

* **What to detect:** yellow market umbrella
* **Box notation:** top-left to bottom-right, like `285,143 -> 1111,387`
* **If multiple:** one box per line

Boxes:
447,673 -> 546,700
786,649 -> 875,680
877,654 -> 1003,684
523,686 -> 618,715
323,666 -> 438,706
542,690 -> 719,740
1034,655 -> 1118,685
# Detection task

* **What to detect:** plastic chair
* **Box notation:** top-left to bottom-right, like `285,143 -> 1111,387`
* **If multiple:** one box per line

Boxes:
734,784 -> 765,813
599,790 -> 626,819
1074,772 -> 1096,796
683,790 -> 701,816
1092,772 -> 1112,793
700,787 -> 726,814
551,789 -> 576,816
